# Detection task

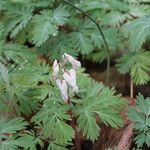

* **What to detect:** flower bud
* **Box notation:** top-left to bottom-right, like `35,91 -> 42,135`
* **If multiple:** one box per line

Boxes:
56,79 -> 68,102
63,53 -> 81,69
52,60 -> 59,80
63,69 -> 78,93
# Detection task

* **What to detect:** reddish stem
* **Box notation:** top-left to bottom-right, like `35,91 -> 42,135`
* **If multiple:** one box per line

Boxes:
130,77 -> 134,99
68,101 -> 81,150
73,119 -> 81,150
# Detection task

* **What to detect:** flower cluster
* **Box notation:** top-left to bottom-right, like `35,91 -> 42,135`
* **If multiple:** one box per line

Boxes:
52,53 -> 81,102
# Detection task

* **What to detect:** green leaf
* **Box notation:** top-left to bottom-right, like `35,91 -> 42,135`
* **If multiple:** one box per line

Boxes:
4,5 -> 33,38
1,43 -> 37,63
0,63 -> 9,85
9,6 -> 33,38
0,22 -> 4,39
86,50 -> 108,63
0,118 -> 28,136
136,94 -> 150,116
145,131 -> 150,147
79,0 -> 109,11
117,51 -> 137,74
70,32 -> 93,54
33,100 -> 74,144
32,6 -> 69,46
32,10 -> 58,47
48,141 -> 69,150
128,94 -> 150,148
0,131 -> 42,150
0,23 -> 5,51
75,108 -> 100,141
91,27 -> 120,50
123,16 -> 150,51
130,51 -> 150,85
74,72 -> 125,141
135,132 -> 146,148
107,0 -> 129,12
33,0 -> 55,7
13,133 -> 43,149
39,32 -> 78,60
129,4 -> 150,18
52,6 -> 69,26
117,50 -> 150,85
102,11 -> 130,27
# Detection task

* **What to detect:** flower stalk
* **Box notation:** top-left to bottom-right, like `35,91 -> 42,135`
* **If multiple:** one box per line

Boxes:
52,53 -> 81,149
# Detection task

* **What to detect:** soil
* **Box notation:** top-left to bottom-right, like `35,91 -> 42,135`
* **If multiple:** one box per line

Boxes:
83,60 -> 150,97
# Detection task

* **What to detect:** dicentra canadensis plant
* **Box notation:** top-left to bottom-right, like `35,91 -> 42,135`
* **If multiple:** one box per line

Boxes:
0,53 -> 125,150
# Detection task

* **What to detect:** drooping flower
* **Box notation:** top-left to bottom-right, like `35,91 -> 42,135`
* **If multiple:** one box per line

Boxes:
52,60 -> 59,80
63,53 -> 81,69
56,79 -> 68,102
63,69 -> 78,93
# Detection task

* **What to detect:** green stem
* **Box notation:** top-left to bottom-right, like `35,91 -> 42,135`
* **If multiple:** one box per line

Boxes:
64,0 -> 110,85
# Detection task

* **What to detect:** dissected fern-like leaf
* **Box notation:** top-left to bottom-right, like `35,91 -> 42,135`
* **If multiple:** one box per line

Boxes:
117,50 -> 150,85
73,71 -> 125,141
2,43 -> 37,63
122,16 -> 150,51
8,6 -> 33,38
102,11 -> 130,27
32,6 -> 69,46
33,100 -> 75,144
47,141 -> 69,150
79,0 -> 109,11
86,49 -> 108,63
32,10 -> 58,47
0,63 -> 9,85
0,118 -> 28,136
107,0 -> 129,12
128,94 -> 150,148
129,4 -> 150,17
0,22 -> 5,50
70,32 -> 93,54
38,32 -> 78,60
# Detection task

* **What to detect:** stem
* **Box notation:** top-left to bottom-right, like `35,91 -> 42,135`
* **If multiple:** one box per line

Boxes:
68,99 -> 81,150
130,77 -> 134,99
72,117 -> 81,150
64,0 -> 110,85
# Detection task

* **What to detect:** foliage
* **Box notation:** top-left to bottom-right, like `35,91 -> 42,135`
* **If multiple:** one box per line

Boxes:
0,118 -> 43,150
122,16 -> 150,51
75,71 -> 125,140
117,50 -> 150,85
0,55 -> 126,149
0,0 -> 149,149
105,148 -> 119,150
0,0 -> 149,85
128,94 -> 150,148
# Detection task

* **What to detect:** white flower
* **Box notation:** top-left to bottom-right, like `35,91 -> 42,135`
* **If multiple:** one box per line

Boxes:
63,53 -> 81,69
63,69 -> 78,93
52,60 -> 59,80
56,79 -> 68,102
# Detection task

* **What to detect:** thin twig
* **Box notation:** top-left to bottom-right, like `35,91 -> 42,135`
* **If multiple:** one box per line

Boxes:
64,0 -> 110,85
